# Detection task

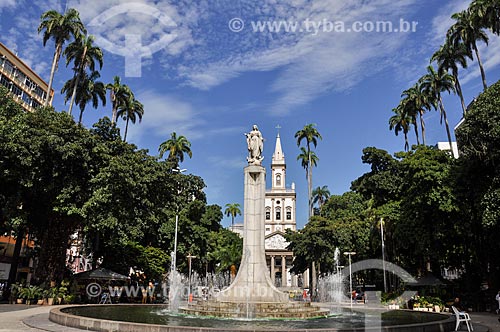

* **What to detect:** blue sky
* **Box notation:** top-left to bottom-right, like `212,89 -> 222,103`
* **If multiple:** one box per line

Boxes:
1,0 -> 499,229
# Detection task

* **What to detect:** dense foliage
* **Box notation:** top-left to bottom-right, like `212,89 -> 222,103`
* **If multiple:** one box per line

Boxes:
0,86 -> 241,287
287,81 -> 500,295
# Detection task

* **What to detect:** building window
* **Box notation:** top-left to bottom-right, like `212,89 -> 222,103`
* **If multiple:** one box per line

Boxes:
286,208 -> 292,220
276,174 -> 281,186
265,207 -> 271,220
22,93 -> 31,105
0,75 -> 10,88
276,207 -> 281,220
32,99 -> 41,110
11,84 -> 22,96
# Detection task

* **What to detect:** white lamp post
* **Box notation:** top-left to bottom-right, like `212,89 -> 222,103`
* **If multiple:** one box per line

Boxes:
380,218 -> 387,293
343,251 -> 356,309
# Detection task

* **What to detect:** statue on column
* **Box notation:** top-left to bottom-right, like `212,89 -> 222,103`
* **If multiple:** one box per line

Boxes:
245,124 -> 264,165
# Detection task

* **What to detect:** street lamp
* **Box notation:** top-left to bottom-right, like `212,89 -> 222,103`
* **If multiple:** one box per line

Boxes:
380,218 -> 387,293
187,253 -> 196,302
343,251 -> 356,309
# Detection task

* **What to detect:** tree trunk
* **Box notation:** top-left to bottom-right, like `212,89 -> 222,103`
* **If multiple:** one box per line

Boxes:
454,70 -> 467,116
311,261 -> 317,300
34,217 -> 74,284
404,133 -> 409,151
69,45 -> 88,116
439,96 -> 455,158
413,119 -> 420,146
78,109 -> 84,125
68,74 -> 79,116
123,116 -> 129,141
111,102 -> 118,124
307,142 -> 313,220
45,43 -> 62,106
419,110 -> 426,146
473,42 -> 487,91
7,227 -> 25,288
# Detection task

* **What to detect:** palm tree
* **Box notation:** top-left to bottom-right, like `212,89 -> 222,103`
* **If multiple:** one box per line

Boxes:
448,9 -> 489,90
295,145 -> 319,294
158,132 -> 192,168
401,83 -> 431,145
117,95 -> 144,142
224,203 -> 242,227
312,185 -> 330,210
38,8 -> 85,106
431,41 -> 470,116
63,34 -> 103,116
470,0 -> 500,35
389,103 -> 412,151
295,124 -> 322,220
106,76 -> 130,124
62,70 -> 106,124
419,65 -> 456,157
399,95 -> 421,146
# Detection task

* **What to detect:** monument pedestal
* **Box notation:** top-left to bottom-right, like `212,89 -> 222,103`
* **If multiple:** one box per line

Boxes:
217,165 -> 287,302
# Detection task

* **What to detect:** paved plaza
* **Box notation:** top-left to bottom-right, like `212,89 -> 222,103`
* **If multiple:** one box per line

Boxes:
0,304 -> 499,332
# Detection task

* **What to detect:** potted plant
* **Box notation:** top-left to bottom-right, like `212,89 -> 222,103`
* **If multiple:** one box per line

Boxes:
11,283 -> 23,304
19,285 -> 42,305
56,281 -> 69,304
46,287 -> 58,305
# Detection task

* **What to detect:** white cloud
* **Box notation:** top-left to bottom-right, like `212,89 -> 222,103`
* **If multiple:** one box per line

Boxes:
0,0 -> 17,11
67,0 -> 195,75
170,0 -> 421,114
430,0 -> 470,44
125,90 -> 202,145
124,90 -> 245,148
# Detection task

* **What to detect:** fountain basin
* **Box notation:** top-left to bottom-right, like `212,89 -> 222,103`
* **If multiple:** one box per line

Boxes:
50,305 -> 455,332
180,300 -> 330,318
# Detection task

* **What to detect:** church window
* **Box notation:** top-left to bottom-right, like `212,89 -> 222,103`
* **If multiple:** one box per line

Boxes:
286,207 -> 292,220
276,207 -> 281,220
265,207 -> 271,220
276,174 -> 281,186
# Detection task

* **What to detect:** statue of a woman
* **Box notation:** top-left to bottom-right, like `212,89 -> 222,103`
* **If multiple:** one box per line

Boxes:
245,124 -> 264,165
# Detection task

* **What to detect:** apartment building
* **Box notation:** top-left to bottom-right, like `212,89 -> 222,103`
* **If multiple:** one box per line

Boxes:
0,42 -> 53,112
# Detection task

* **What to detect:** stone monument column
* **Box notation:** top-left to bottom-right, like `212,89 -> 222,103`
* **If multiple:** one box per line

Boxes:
217,125 -> 287,302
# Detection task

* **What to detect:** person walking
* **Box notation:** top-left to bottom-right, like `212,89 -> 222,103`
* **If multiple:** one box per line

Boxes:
495,291 -> 500,314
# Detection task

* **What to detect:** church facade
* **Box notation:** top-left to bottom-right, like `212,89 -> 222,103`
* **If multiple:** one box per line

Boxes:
264,133 -> 308,289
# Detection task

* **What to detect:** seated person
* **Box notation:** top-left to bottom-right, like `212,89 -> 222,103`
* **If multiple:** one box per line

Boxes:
452,297 -> 465,312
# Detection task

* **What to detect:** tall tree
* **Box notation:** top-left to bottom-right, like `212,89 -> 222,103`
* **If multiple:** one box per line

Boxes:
158,132 -> 193,169
117,95 -> 144,141
312,185 -> 331,210
38,8 -> 86,106
431,41 -> 470,116
106,76 -> 130,124
312,186 -> 330,217
419,65 -> 456,158
401,83 -> 431,145
63,34 -> 103,116
224,203 -> 241,227
389,103 -> 412,151
61,70 -> 106,124
295,124 -> 322,220
448,9 -> 489,91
